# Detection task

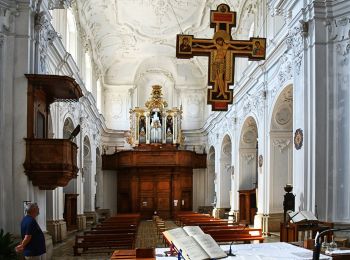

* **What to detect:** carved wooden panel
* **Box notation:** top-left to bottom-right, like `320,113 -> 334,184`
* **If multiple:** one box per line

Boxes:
107,148 -> 205,219
24,139 -> 78,190
102,150 -> 206,169
116,169 -> 193,219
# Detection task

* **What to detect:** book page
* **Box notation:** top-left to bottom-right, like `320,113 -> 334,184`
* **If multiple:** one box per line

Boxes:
163,227 -> 188,244
183,226 -> 205,237
301,211 -> 317,221
289,211 -> 306,223
175,236 -> 210,260
193,234 -> 227,259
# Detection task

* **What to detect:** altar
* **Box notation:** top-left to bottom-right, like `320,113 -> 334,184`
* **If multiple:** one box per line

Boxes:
154,242 -> 331,260
111,243 -> 332,260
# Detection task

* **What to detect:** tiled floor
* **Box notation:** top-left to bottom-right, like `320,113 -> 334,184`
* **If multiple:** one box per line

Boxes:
51,221 -> 280,259
51,220 -> 178,259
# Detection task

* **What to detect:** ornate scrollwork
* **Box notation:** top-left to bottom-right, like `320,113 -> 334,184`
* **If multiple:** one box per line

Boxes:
286,24 -> 305,75
145,85 -> 168,110
273,138 -> 291,152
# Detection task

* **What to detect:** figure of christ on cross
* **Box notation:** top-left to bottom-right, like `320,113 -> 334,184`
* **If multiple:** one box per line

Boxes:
193,31 -> 251,100
176,3 -> 266,111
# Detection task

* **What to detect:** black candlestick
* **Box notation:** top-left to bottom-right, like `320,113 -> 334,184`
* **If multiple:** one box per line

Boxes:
313,228 -> 350,260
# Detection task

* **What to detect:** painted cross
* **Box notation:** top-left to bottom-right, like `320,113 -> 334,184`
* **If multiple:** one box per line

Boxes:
176,3 -> 266,111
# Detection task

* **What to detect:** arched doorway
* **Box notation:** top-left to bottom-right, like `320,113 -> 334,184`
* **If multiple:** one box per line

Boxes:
239,117 -> 258,224
95,148 -> 103,209
83,136 -> 93,212
216,135 -> 232,218
207,146 -> 216,207
268,85 -> 293,230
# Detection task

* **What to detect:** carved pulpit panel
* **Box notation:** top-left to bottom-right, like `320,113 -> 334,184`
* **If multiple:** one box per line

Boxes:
176,4 -> 266,111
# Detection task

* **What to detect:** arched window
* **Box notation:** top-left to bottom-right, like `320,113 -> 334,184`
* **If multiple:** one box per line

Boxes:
96,79 -> 102,113
85,52 -> 92,92
66,9 -> 77,62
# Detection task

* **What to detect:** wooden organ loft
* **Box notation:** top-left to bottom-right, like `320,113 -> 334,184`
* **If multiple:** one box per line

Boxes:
102,85 -> 206,219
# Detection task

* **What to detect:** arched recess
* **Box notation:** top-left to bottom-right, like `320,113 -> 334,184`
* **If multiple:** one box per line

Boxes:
83,136 -> 93,211
239,117 -> 258,190
95,147 -> 103,209
63,117 -> 77,194
269,85 -> 293,216
133,57 -> 177,108
218,135 -> 232,209
207,146 -> 216,206
66,9 -> 77,62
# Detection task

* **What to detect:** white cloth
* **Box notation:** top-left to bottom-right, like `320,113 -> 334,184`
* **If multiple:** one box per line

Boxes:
155,242 -> 331,260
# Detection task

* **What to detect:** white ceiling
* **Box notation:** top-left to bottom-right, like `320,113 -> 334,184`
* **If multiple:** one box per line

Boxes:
74,0 -> 245,86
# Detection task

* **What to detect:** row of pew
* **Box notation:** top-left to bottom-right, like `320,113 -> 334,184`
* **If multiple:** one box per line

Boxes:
73,213 -> 140,256
174,211 -> 264,244
110,248 -> 155,260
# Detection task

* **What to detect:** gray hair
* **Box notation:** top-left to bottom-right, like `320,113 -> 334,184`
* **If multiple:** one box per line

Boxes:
25,202 -> 38,214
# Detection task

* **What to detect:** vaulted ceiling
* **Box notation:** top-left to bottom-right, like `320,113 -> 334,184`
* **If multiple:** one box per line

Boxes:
74,0 -> 249,86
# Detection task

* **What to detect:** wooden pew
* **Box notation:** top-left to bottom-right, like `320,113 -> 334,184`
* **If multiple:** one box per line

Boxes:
110,248 -> 155,260
204,228 -> 264,243
74,236 -> 135,256
73,214 -> 140,256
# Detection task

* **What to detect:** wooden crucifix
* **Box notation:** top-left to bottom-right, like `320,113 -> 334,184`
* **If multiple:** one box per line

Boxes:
176,3 -> 266,111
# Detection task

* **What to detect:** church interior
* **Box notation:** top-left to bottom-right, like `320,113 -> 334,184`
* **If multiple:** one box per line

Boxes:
1,0 -> 350,259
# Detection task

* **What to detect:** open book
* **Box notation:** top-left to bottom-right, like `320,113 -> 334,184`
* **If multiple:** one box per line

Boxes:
163,226 -> 227,260
288,211 -> 318,223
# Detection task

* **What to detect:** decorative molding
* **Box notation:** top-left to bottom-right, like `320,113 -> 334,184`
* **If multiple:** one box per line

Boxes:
242,153 -> 255,163
0,34 -> 4,47
35,12 -> 51,73
325,16 -> 350,42
274,104 -> 292,126
286,24 -> 305,75
0,8 -> 11,32
326,16 -> 350,62
278,53 -> 293,84
48,0 -> 72,10
272,138 -> 291,152
242,90 -> 265,118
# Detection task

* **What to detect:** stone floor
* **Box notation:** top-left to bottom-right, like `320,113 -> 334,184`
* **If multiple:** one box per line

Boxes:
51,220 -> 178,259
51,221 -> 279,259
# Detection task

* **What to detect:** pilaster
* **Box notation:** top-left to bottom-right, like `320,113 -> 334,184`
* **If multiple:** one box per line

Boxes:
77,214 -> 86,230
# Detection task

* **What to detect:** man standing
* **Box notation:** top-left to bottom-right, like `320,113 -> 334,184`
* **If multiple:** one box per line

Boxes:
16,203 -> 46,260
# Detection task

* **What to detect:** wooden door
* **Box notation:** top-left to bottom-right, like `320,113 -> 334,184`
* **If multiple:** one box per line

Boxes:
64,193 -> 78,230
181,190 -> 192,211
156,177 -> 171,219
139,178 -> 155,219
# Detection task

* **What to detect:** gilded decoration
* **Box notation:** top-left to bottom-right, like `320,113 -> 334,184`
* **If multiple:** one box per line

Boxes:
128,85 -> 183,147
